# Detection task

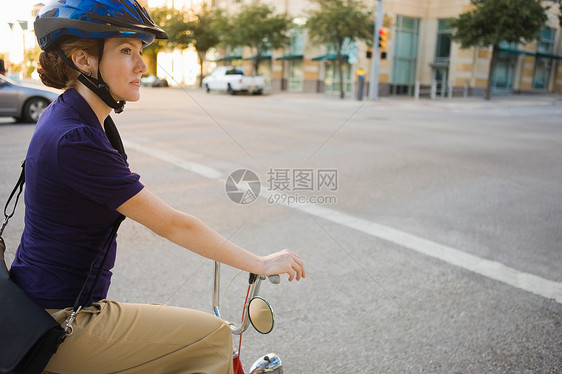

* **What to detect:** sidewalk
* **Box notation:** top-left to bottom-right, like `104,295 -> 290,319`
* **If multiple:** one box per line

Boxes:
373,92 -> 562,110
179,85 -> 562,111
20,76 -> 562,111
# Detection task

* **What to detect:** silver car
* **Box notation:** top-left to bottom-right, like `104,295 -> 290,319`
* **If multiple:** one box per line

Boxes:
0,75 -> 60,123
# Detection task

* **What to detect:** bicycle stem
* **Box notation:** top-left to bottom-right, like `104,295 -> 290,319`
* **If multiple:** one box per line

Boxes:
213,261 -> 263,335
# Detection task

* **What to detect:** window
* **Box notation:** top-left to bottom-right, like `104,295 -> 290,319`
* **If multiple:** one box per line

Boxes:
324,60 -> 352,95
492,42 -> 518,93
392,16 -> 420,95
232,46 -> 243,56
492,53 -> 517,92
533,58 -> 551,90
533,28 -> 555,90
326,38 -> 353,57
435,19 -> 452,62
289,28 -> 305,56
226,69 -> 243,75
288,60 -> 304,92
537,27 -> 555,54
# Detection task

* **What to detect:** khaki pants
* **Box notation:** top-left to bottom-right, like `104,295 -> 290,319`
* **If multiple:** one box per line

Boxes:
44,300 -> 233,374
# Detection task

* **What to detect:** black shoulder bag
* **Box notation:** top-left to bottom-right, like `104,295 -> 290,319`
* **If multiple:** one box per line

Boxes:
0,116 -> 127,374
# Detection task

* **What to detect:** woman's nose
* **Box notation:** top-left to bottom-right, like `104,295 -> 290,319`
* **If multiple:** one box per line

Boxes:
136,55 -> 147,74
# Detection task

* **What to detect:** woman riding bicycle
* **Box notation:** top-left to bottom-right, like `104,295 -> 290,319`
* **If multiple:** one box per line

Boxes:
9,1 -> 305,372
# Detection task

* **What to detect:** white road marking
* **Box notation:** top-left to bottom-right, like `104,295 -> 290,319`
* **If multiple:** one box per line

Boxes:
289,203 -> 562,304
125,140 -> 223,180
124,140 -> 562,304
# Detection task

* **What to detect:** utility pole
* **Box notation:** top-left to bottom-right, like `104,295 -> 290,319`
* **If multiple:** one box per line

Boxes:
369,0 -> 384,100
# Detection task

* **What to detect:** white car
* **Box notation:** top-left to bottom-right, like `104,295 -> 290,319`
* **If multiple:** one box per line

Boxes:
140,75 -> 169,87
203,66 -> 265,95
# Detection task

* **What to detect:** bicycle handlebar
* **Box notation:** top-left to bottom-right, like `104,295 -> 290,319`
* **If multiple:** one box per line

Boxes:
268,274 -> 280,284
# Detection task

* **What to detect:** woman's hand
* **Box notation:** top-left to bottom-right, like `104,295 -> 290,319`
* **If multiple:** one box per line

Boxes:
261,249 -> 306,281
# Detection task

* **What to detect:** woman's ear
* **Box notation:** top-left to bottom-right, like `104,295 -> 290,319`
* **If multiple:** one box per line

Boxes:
71,49 -> 97,77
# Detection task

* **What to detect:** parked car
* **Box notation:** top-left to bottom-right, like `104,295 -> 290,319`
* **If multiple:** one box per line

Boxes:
0,75 -> 60,123
141,75 -> 169,87
202,66 -> 265,95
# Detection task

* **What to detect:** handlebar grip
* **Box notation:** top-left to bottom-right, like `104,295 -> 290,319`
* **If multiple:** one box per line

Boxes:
268,275 -> 280,284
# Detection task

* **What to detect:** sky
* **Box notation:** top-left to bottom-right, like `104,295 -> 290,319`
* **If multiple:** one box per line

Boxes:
0,0 -> 203,23
0,0 -> 41,23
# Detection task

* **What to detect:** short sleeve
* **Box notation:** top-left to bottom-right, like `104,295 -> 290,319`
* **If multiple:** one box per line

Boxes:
57,126 -> 144,210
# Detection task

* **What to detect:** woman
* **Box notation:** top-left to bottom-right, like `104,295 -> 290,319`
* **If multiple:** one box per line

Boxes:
10,1 -> 305,373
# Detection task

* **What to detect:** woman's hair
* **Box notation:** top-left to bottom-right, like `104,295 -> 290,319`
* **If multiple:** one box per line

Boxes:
37,38 -> 99,90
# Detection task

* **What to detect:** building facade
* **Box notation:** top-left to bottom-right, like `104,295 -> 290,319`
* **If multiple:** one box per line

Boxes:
1,0 -> 560,97
200,0 -> 562,98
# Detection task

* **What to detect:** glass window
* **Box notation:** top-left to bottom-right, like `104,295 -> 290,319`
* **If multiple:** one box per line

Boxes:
492,52 -> 517,92
234,46 -> 243,55
537,27 -> 555,54
289,28 -> 305,55
498,41 -> 518,50
288,60 -> 303,92
435,33 -> 451,59
533,58 -> 551,90
226,68 -> 244,75
324,60 -> 352,95
396,32 -> 417,56
326,38 -> 353,56
392,16 -> 419,90
259,47 -> 273,58
401,17 -> 417,31
438,19 -> 452,32
492,42 -> 519,93
227,46 -> 243,57
435,19 -> 453,61
532,27 -> 555,90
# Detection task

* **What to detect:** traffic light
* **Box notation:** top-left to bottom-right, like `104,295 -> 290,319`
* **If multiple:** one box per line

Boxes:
378,27 -> 388,52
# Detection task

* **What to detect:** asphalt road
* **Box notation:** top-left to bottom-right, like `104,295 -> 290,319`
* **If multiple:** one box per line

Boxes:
1,88 -> 561,373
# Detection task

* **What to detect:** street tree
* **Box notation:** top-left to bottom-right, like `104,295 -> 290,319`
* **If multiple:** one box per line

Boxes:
223,2 -> 292,75
145,6 -> 191,77
186,5 -> 225,87
449,0 -> 548,100
306,0 -> 373,99
25,46 -> 42,78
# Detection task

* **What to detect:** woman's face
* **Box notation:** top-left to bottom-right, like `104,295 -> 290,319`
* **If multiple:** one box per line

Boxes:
99,37 -> 147,102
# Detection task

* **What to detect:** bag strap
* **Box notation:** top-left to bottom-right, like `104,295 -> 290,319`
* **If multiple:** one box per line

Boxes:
1,161 -> 25,238
65,116 -> 128,333
81,116 -> 127,307
1,161 -> 25,273
65,214 -> 124,335
71,215 -> 124,308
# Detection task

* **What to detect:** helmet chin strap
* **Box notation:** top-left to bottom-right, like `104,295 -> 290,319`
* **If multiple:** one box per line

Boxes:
57,40 -> 126,114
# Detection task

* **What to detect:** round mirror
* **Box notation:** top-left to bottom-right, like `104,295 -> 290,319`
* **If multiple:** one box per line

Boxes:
248,296 -> 274,334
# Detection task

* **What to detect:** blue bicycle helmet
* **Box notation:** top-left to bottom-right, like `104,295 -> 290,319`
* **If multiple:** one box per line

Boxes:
34,0 -> 168,113
35,0 -> 168,51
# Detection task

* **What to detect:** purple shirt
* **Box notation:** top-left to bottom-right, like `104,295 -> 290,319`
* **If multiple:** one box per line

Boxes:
10,89 -> 144,309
